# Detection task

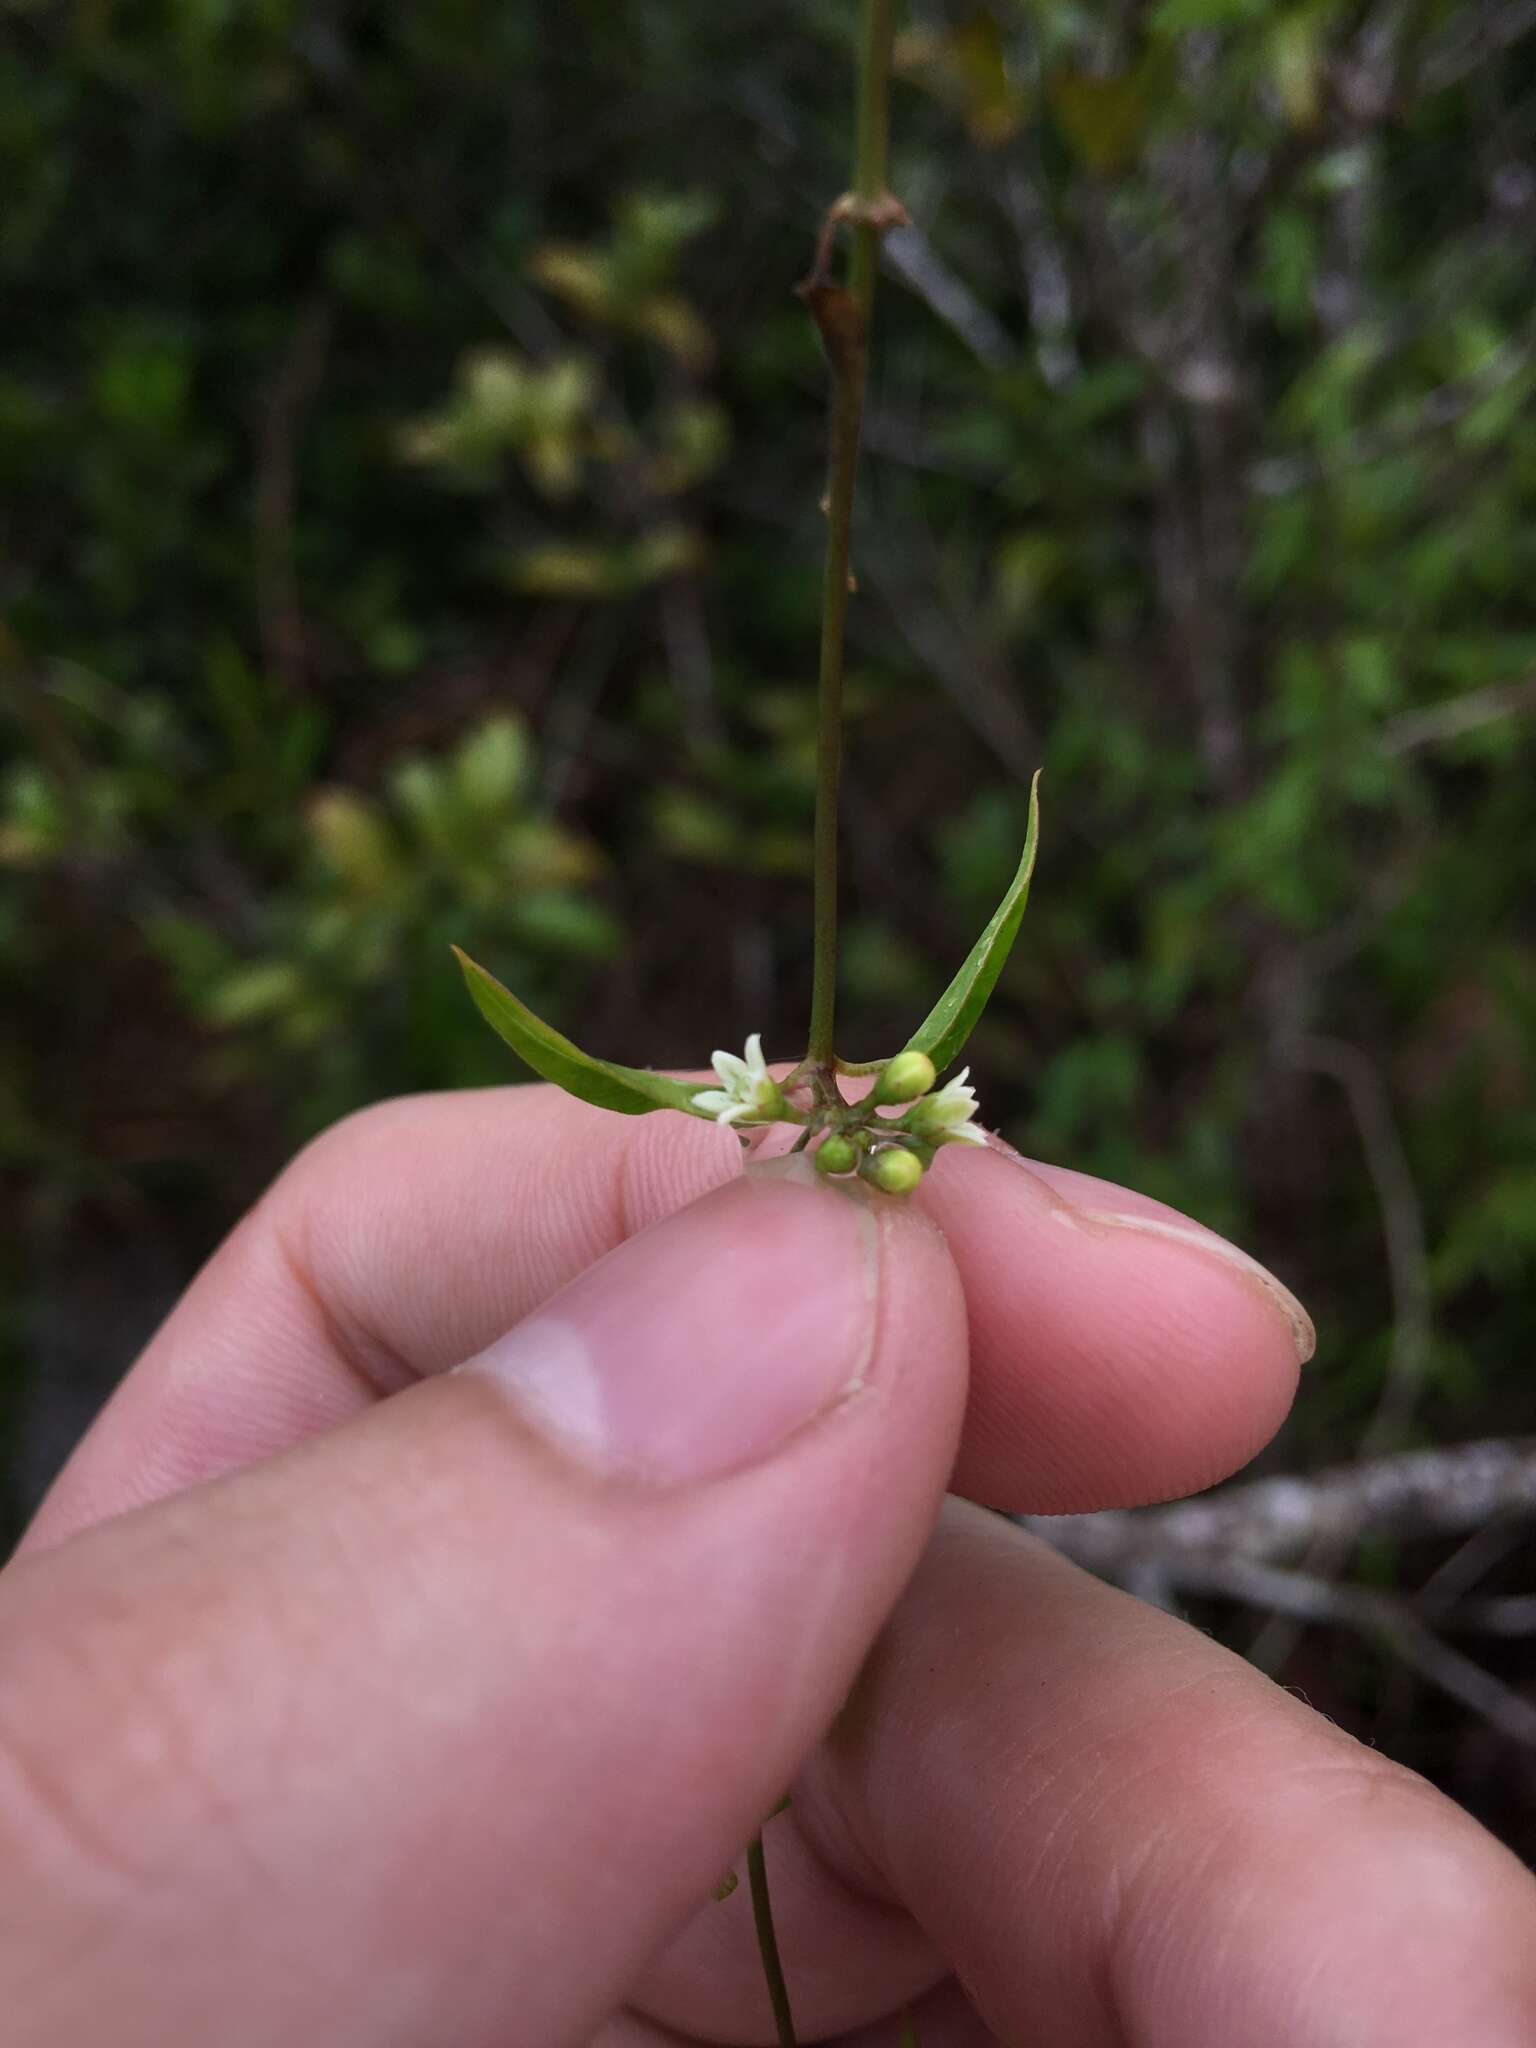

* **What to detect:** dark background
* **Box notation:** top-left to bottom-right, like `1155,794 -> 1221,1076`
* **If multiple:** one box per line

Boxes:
4,1 -> 1536,1858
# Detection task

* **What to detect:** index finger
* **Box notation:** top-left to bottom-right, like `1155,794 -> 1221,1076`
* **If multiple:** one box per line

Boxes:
801,1500 -> 1536,2046
20,1081 -> 1307,1552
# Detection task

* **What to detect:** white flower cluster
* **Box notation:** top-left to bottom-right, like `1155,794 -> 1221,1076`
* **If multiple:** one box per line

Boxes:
693,1036 -> 987,1156
693,1034 -> 784,1127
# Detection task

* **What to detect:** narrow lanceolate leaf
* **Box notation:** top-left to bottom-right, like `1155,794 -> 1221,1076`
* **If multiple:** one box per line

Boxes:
453,948 -> 714,1118
903,770 -> 1040,1072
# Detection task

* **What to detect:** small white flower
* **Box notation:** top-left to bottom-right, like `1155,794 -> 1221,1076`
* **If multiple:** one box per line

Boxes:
693,1033 -> 784,1127
909,1066 -> 987,1146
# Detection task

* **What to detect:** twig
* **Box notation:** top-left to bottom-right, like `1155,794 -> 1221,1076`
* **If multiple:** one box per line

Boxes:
1154,1555 -> 1536,1751
1443,1595 -> 1536,1637
1023,1437 -> 1536,1571
864,480 -> 1040,781
659,580 -> 722,749
1291,1034 -> 1432,1460
882,223 -> 1012,370
1002,157 -> 1079,389
1418,1519 -> 1530,1610
254,301 -> 331,690
1239,1032 -> 1432,1670
1249,333 -> 1536,498
1381,674 -> 1536,755
1030,1456 -> 1536,1754
1417,0 -> 1536,95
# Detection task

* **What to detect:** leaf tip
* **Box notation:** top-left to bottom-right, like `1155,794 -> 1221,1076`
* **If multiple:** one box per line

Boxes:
451,944 -> 498,995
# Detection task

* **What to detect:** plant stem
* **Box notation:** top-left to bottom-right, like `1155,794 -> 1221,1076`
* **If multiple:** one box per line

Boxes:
758,13 -> 898,2035
805,0 -> 898,1065
747,1830 -> 798,2047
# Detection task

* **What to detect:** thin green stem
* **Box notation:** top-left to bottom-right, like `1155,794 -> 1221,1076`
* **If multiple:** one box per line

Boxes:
768,11 -> 899,2028
850,0 -> 898,296
747,1831 -> 798,2047
805,0 -> 898,1066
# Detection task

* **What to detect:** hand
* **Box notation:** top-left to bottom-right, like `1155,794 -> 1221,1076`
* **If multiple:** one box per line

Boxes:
4,1087 -> 1533,2045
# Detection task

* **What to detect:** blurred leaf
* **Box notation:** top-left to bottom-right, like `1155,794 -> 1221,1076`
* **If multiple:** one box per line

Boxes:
509,891 -> 622,957
1049,70 -> 1149,174
630,524 -> 703,583
652,787 -> 741,863
401,348 -> 600,498
1458,367 -> 1534,452
1268,12 -> 1323,126
1258,208 -> 1318,330
92,326 -> 194,435
511,543 -> 628,598
1435,1168 -> 1536,1291
631,294 -> 713,369
895,13 -> 1028,146
530,190 -> 717,364
842,918 -> 931,1006
1151,0 -> 1262,30
648,400 -> 730,495
455,714 -> 530,813
513,526 -> 702,597
308,790 -> 399,892
502,817 -> 602,890
993,528 -> 1067,627
206,960 -> 307,1028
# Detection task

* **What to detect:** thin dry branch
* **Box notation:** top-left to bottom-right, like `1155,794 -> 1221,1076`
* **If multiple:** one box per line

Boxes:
1025,1438 -> 1536,1751
1241,1032 -> 1434,1671
883,223 -> 1013,371
254,301 -> 332,689
1381,674 -> 1536,755
1156,1555 -> 1536,1749
1023,1437 -> 1536,1573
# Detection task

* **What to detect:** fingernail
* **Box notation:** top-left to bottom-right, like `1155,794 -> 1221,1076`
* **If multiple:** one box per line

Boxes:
458,1175 -> 880,1482
1068,1208 -> 1317,1365
981,1143 -> 1317,1365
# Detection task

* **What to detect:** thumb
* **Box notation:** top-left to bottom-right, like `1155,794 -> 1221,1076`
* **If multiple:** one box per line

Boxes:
0,1161 -> 967,2048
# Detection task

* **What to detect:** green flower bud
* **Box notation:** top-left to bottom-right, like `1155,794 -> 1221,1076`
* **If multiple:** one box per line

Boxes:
863,1146 -> 924,1195
815,1134 -> 859,1176
871,1049 -> 937,1107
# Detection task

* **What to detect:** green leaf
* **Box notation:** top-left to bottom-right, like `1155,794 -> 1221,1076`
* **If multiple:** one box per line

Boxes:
453,948 -> 712,1117
1049,69 -> 1149,175
903,772 -> 1040,1071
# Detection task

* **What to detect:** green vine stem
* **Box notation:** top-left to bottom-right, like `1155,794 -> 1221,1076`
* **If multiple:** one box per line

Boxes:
747,1829 -> 798,2047
801,0 -> 901,1066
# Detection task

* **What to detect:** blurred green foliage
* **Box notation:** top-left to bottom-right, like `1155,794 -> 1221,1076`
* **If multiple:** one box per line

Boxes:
4,0 -> 1536,1548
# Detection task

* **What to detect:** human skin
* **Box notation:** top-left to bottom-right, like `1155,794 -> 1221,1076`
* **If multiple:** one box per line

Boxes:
3,1084 -> 1535,2045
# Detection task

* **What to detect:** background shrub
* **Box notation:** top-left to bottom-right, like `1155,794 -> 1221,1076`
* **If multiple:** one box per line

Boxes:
4,0 -> 1536,1852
